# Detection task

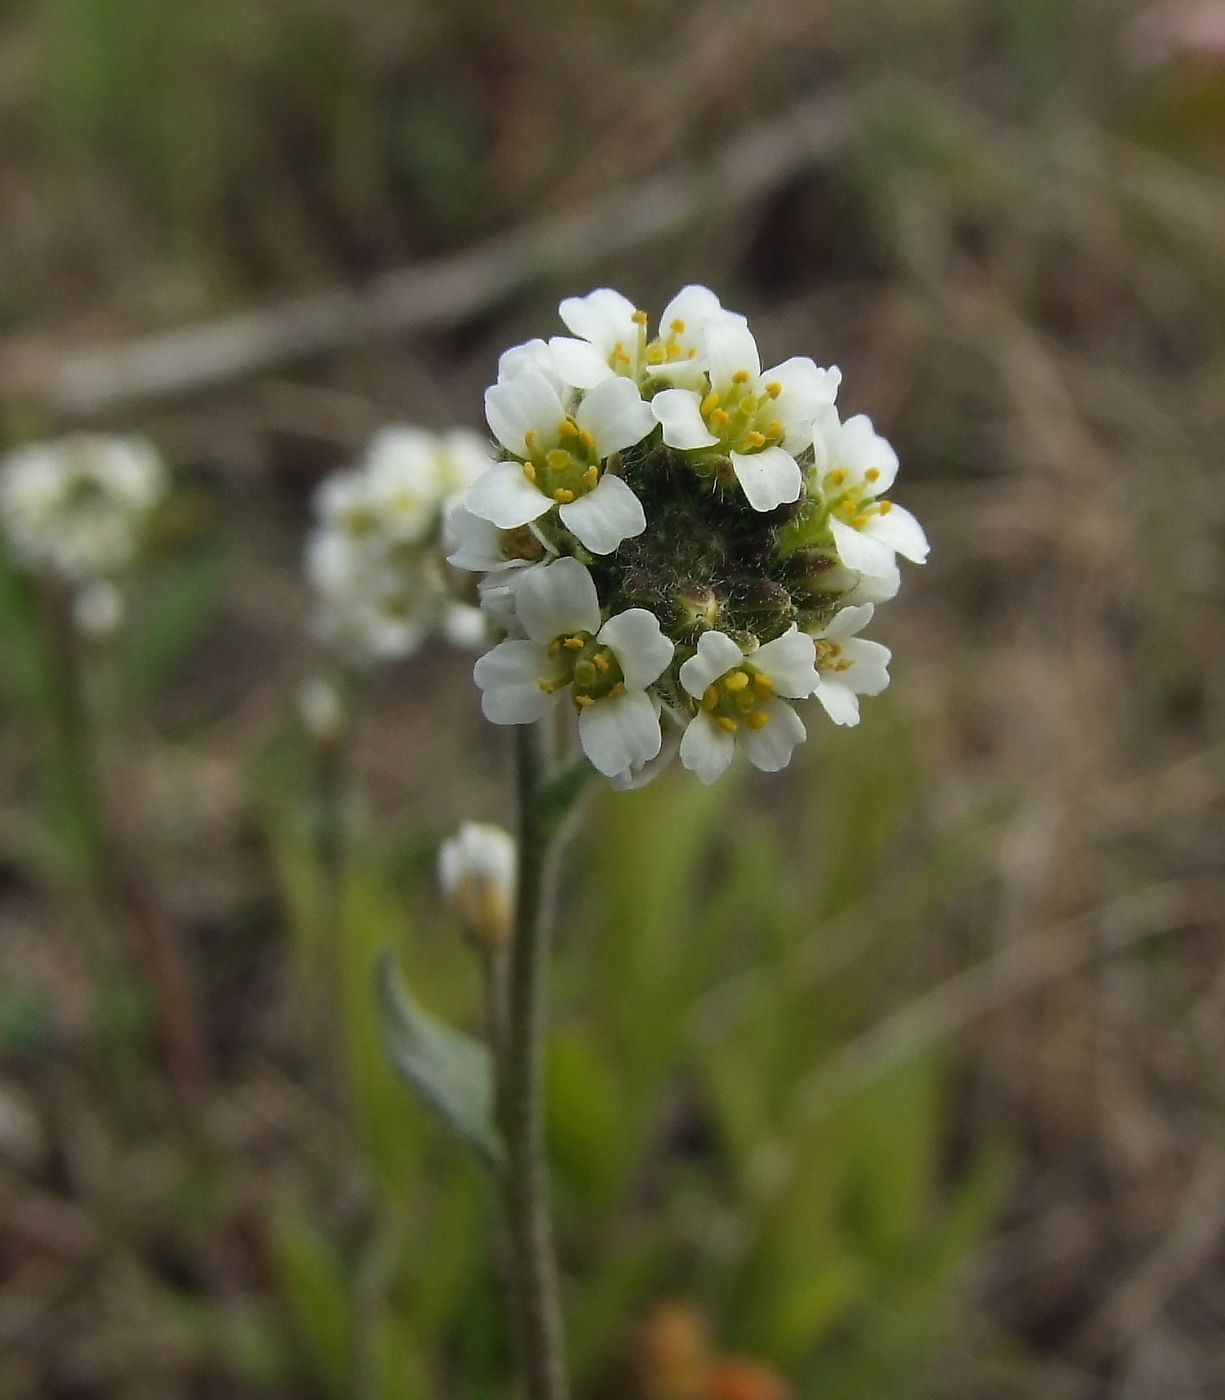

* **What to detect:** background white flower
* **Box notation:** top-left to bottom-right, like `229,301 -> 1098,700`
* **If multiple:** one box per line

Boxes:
677,625 -> 820,783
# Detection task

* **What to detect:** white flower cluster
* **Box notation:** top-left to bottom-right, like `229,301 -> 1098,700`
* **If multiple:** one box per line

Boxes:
0,434 -> 168,637
306,427 -> 494,665
450,286 -> 929,785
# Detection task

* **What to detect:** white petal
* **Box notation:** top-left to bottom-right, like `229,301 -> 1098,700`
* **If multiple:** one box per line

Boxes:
558,474 -> 645,554
834,637 -> 892,695
838,414 -> 899,494
445,502 -> 510,572
840,564 -> 900,605
442,602 -> 489,650
739,698 -> 806,770
752,624 -> 819,698
652,389 -> 718,450
660,284 -> 744,335
678,630 -> 744,697
473,640 -> 559,724
484,371 -> 565,457
764,357 -> 842,448
579,690 -> 662,777
464,461 -> 551,530
678,712 -> 737,784
704,320 -> 761,387
829,515 -> 898,577
730,446 -> 802,512
575,377 -> 656,456
558,288 -> 639,354
815,678 -> 861,726
497,339 -> 562,387
439,431 -> 497,495
514,556 -> 602,643
597,608 -> 674,690
610,706 -> 684,789
548,336 -> 616,389
811,404 -> 841,474
862,504 -> 929,564
819,603 -> 875,640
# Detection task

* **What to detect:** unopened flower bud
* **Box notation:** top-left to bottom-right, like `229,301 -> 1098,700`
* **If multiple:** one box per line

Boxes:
740,579 -> 792,619
674,584 -> 720,635
438,822 -> 516,953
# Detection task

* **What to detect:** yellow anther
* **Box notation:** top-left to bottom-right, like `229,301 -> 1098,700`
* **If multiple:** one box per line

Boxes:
827,642 -> 842,657
558,419 -> 579,438
723,670 -> 750,692
710,408 -> 730,429
716,716 -> 739,732
554,488 -> 576,504
765,381 -> 782,399
574,660 -> 597,687
687,348 -> 697,358
614,349 -> 632,366
879,500 -> 893,514
564,636 -> 585,650
524,430 -> 537,448
731,369 -> 751,384
828,468 -> 847,486
743,431 -> 766,449
752,674 -> 773,697
815,640 -> 834,662
610,681 -> 627,698
631,309 -> 649,325
594,652 -> 611,671
765,420 -> 782,438
547,639 -> 561,659
537,678 -> 556,693
583,465 -> 599,486
700,391 -> 721,415
579,430 -> 596,450
834,659 -> 852,671
851,514 -> 868,529
522,463 -> 537,482
745,710 -> 770,729
865,467 -> 880,482
669,318 -> 685,334
665,344 -> 682,360
576,694 -> 595,707
702,686 -> 719,710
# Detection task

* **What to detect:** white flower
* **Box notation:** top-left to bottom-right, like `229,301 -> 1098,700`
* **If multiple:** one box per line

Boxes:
813,409 -> 928,578
440,600 -> 489,650
472,557 -> 674,777
652,320 -> 841,512
438,821 -> 517,951
677,625 -> 820,784
444,500 -> 552,575
548,284 -> 744,392
810,604 -> 892,726
470,371 -> 654,553
306,529 -> 433,663
0,434 -> 166,582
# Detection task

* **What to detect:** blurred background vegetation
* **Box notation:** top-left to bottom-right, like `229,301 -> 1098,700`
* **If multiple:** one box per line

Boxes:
1,0 -> 1224,1396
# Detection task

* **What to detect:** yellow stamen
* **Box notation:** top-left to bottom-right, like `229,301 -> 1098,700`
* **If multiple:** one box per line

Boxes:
765,382 -> 782,399
631,309 -> 649,325
700,391 -> 721,415
669,318 -> 685,333
716,716 -> 739,732
576,694 -> 595,707
765,420 -> 782,438
723,670 -> 750,692
879,500 -> 893,514
537,678 -> 556,693
745,710 -> 770,729
827,642 -> 842,657
583,466 -> 599,486
851,514 -> 868,528
594,653 -> 610,671
731,370 -> 751,384
828,469 -> 847,486
579,430 -> 596,450
743,431 -> 766,449
614,349 -> 632,366
564,636 -> 585,650
702,686 -> 719,711
554,488 -> 576,504
834,659 -> 852,671
524,430 -> 537,448
710,408 -> 730,428
752,674 -> 773,697
547,639 -> 561,659
865,467 -> 880,482
522,463 -> 537,482
665,344 -> 682,360
610,681 -> 626,698
558,419 -> 579,438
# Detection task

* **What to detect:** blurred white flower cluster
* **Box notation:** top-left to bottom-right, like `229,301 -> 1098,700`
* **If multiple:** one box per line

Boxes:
306,427 -> 493,666
0,433 -> 168,638
450,286 -> 929,786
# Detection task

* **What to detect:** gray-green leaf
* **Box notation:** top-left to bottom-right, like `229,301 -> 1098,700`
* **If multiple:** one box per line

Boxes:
375,951 -> 504,1173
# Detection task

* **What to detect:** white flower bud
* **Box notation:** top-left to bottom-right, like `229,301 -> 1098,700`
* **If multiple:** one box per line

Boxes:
438,822 -> 517,952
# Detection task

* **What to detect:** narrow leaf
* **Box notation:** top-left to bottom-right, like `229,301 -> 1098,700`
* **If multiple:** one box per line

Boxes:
375,951 -> 504,1173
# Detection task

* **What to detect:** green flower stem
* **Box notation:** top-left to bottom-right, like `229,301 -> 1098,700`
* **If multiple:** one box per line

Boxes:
498,722 -> 590,1400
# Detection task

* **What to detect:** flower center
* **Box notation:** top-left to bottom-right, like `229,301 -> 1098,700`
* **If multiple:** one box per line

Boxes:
699,373 -> 785,456
521,419 -> 604,504
700,664 -> 773,732
814,639 -> 853,674
497,525 -> 546,563
821,466 -> 894,531
537,631 -> 627,709
643,314 -> 700,372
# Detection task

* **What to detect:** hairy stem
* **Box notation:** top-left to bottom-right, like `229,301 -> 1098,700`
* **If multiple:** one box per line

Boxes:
498,722 -> 571,1400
